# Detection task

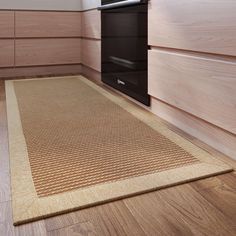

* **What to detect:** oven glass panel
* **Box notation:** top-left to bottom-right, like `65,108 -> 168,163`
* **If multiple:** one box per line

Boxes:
101,4 -> 150,105
102,0 -> 126,5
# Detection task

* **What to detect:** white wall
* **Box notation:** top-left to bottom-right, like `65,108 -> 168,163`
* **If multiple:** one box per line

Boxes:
0,0 -> 82,11
0,0 -> 101,11
81,0 -> 101,10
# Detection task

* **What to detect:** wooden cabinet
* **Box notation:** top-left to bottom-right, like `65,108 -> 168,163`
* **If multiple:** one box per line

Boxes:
15,39 -> 81,66
148,49 -> 236,134
81,39 -> 101,71
81,10 -> 101,39
15,11 -> 81,38
0,11 -> 14,38
148,0 -> 236,56
0,40 -> 14,68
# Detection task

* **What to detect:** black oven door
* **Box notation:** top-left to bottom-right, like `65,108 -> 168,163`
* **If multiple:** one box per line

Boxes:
100,2 -> 150,106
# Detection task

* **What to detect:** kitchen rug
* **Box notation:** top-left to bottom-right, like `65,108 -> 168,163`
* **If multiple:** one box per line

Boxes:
5,76 -> 232,225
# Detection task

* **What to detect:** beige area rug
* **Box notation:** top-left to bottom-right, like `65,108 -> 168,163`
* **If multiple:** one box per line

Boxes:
6,76 -> 232,225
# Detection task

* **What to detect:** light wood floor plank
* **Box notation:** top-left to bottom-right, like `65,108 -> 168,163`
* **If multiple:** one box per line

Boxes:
0,200 -> 48,236
157,184 -> 236,235
14,221 -> 48,236
45,211 -> 86,232
0,201 -> 12,223
0,172 -> 11,203
191,174 -> 236,220
125,183 -> 236,236
45,197 -> 146,235
0,222 -> 16,236
47,222 -> 96,236
218,172 -> 236,190
123,191 -> 194,236
72,201 -> 147,236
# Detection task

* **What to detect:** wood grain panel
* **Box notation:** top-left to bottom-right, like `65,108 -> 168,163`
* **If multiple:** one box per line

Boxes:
191,176 -> 236,220
0,64 -> 82,79
81,39 -> 101,71
81,65 -> 101,83
0,11 -> 14,38
0,172 -> 11,203
148,0 -> 236,56
124,184 -> 236,235
150,97 -> 236,160
46,201 -> 146,236
0,40 -> 14,68
47,222 -> 96,236
82,10 -> 101,39
15,38 -> 81,66
15,11 -> 81,38
148,49 -> 236,134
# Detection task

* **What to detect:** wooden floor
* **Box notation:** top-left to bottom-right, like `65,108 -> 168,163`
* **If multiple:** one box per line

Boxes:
0,79 -> 236,236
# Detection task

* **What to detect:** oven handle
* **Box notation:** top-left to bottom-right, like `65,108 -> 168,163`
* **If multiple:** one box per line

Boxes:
97,0 -> 146,10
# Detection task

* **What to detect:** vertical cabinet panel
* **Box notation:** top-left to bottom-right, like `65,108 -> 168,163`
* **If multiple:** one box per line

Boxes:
81,39 -> 101,71
0,40 -> 14,67
15,39 -> 81,66
15,11 -> 81,38
148,0 -> 236,56
148,49 -> 236,134
150,97 -> 236,160
0,11 -> 14,38
82,10 -> 101,39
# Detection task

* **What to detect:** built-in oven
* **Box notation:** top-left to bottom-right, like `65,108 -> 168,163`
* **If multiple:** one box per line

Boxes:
98,0 -> 150,106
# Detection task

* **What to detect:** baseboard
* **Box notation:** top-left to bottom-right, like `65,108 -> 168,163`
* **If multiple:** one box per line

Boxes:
81,64 -> 101,83
151,97 -> 236,161
0,64 -> 82,79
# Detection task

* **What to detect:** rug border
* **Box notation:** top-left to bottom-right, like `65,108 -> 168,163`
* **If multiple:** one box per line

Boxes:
6,76 -> 233,225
